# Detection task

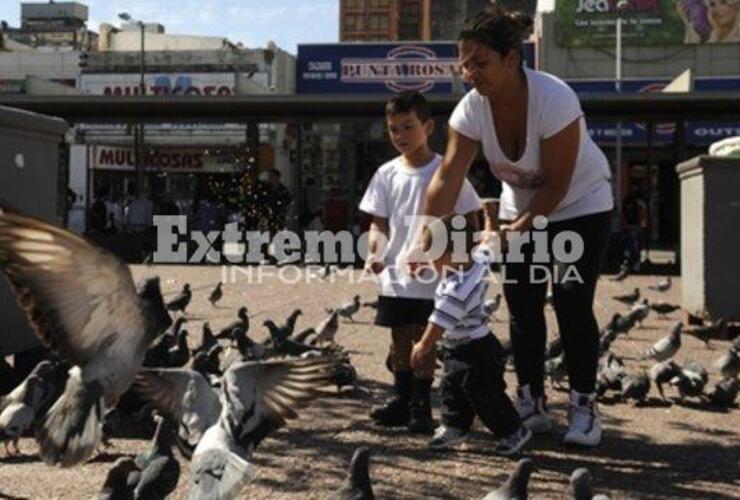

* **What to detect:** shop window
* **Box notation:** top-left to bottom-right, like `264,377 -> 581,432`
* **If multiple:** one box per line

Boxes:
369,14 -> 389,30
344,14 -> 364,31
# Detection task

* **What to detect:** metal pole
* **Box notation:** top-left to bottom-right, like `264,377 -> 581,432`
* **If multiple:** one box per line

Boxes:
137,21 -> 146,198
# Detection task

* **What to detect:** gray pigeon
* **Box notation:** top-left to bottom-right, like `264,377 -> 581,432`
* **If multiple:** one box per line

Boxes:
649,360 -> 681,400
188,356 -> 338,500
627,299 -> 650,327
167,283 -> 192,313
670,362 -> 708,400
545,353 -> 567,389
483,293 -> 502,321
314,310 -> 340,346
209,282 -> 223,306
96,456 -> 138,500
336,295 -> 361,322
649,302 -> 680,318
136,367 -> 222,455
482,458 -> 536,500
648,276 -> 672,292
133,415 -> 181,500
642,322 -> 682,361
620,371 -> 651,403
570,468 -> 611,500
686,319 -> 727,348
264,320 -> 317,357
612,287 -> 640,306
0,206 -> 172,466
707,378 -> 739,408
329,446 -> 374,500
713,347 -> 739,380
0,374 -> 40,455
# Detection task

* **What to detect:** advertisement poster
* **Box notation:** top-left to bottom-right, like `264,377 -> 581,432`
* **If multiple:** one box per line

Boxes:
555,0 -> 740,46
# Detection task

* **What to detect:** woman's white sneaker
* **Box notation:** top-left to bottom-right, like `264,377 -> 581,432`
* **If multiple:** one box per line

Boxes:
428,425 -> 467,450
515,385 -> 553,433
563,392 -> 602,447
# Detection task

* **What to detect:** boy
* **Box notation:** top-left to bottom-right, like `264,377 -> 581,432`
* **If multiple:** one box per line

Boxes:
410,214 -> 531,455
359,92 -> 481,434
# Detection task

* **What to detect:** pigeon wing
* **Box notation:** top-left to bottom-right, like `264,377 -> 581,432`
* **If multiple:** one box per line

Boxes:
0,208 -> 145,366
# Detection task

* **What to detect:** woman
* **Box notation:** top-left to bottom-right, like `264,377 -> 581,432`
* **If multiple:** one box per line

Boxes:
414,5 -> 613,447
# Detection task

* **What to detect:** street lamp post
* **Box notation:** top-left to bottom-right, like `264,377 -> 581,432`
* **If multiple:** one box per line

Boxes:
119,12 -> 146,197
614,0 -> 628,225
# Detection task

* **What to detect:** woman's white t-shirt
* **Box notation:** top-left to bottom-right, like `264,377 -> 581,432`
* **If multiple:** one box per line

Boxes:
448,67 -> 613,222
359,153 -> 482,300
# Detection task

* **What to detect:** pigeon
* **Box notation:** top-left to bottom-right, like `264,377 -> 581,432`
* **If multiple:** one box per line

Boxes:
598,330 -> 616,355
570,467 -> 611,500
264,320 -> 317,357
292,327 -> 317,344
96,456 -> 138,500
329,446 -> 374,500
0,359 -> 64,429
642,322 -> 682,361
482,458 -> 536,500
648,276 -> 672,292
627,299 -> 650,328
362,300 -> 378,310
216,307 -> 249,340
649,302 -> 681,318
166,329 -> 191,368
620,371 -> 651,403
671,362 -> 708,400
313,310 -> 340,346
167,283 -> 192,313
545,354 -> 567,389
209,282 -> 223,307
612,287 -> 640,306
0,206 -> 172,466
707,378 -> 739,408
133,415 -> 181,500
144,334 -> 175,368
0,374 -> 40,455
609,262 -> 629,282
335,295 -> 361,322
283,308 -> 303,338
545,336 -> 563,361
167,317 -> 188,339
649,361 -> 681,400
188,356 -> 339,500
604,313 -> 635,337
598,352 -> 626,390
137,367 -> 222,457
191,347 -> 223,380
482,293 -> 502,321
713,347 -> 739,380
685,319 -> 727,348
194,322 -> 218,356
232,327 -> 265,361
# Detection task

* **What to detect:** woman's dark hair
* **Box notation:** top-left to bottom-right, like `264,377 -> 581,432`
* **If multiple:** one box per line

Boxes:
385,91 -> 432,123
459,4 -> 533,57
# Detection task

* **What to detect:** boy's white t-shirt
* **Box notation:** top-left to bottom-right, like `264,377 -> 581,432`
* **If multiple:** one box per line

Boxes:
359,153 -> 481,300
448,67 -> 613,222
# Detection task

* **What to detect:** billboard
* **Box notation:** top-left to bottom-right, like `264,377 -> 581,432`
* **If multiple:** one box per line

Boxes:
90,146 -> 244,173
79,73 -> 236,96
569,77 -> 740,145
297,42 -> 536,94
555,0 -> 740,47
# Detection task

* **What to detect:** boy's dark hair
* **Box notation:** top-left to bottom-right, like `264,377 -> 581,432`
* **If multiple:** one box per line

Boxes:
459,4 -> 533,58
385,91 -> 432,123
422,213 -> 477,261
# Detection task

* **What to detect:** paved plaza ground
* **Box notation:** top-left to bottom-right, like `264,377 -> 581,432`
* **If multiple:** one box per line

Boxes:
0,263 -> 738,499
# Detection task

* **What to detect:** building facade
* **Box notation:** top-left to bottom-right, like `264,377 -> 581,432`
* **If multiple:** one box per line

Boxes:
340,0 -> 431,41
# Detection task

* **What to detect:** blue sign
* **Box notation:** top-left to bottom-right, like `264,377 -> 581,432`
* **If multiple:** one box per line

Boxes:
297,42 -> 536,95
570,77 -> 740,146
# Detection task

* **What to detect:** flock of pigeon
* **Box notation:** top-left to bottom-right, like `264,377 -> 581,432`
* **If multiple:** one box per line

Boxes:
0,205 -> 738,499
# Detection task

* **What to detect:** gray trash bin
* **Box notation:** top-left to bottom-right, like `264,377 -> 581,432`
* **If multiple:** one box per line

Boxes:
0,105 -> 68,356
676,155 -> 740,322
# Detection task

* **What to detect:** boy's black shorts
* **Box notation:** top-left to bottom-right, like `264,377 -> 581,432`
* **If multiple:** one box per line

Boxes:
375,295 -> 434,328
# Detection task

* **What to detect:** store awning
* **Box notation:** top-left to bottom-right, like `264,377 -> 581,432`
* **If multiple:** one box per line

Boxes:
0,92 -> 738,123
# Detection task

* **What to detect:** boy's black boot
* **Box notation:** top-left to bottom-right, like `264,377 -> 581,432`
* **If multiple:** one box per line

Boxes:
371,370 -> 412,427
408,378 -> 434,435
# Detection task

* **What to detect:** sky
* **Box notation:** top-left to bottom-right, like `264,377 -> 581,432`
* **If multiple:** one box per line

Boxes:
0,1 -> 554,55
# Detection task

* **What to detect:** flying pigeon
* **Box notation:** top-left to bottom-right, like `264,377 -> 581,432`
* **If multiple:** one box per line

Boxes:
188,356 -> 338,500
648,276 -> 672,292
335,295 -> 361,322
209,282 -> 223,306
167,283 -> 192,313
612,287 -> 640,306
642,322 -> 682,362
329,446 -> 374,500
482,458 -> 536,500
0,205 -> 172,466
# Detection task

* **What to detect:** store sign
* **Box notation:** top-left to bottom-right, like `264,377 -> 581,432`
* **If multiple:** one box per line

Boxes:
79,73 -> 236,96
556,0 -> 740,47
91,146 -> 243,173
570,77 -> 740,145
0,79 -> 26,94
297,42 -> 535,94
